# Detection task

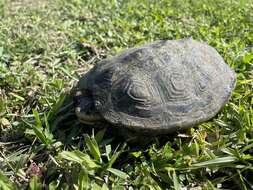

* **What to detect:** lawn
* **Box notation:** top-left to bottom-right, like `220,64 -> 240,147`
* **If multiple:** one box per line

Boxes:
0,0 -> 253,189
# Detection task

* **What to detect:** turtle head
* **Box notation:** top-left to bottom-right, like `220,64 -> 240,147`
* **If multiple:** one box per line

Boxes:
74,90 -> 104,125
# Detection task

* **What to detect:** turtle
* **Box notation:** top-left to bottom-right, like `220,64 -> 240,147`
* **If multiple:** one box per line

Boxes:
74,39 -> 236,137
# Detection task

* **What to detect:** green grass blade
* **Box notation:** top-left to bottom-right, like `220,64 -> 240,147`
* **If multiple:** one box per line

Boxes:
48,93 -> 66,115
101,184 -> 109,190
172,170 -> 181,190
107,168 -> 129,180
59,150 -> 100,169
192,156 -> 238,167
30,125 -> 48,145
78,167 -> 89,190
107,143 -> 126,168
29,176 -> 43,190
94,129 -> 106,143
32,109 -> 42,128
84,134 -> 101,163
0,172 -> 18,190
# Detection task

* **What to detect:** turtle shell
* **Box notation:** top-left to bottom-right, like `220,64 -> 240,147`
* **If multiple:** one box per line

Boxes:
77,39 -> 236,134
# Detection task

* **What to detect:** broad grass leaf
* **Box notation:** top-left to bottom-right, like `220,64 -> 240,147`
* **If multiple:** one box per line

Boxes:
78,167 -> 89,190
192,156 -> 238,167
107,143 -> 126,168
107,168 -> 129,179
33,109 -> 42,128
101,183 -> 109,190
90,182 -> 101,190
0,47 -> 3,57
46,93 -> 67,121
84,134 -> 101,162
112,186 -> 125,190
30,110 -> 48,145
95,128 -> 106,143
105,144 -> 112,160
29,176 -> 42,190
0,172 -> 18,190
24,110 -> 55,146
60,150 -> 100,169
43,113 -> 55,144
172,170 -> 181,190
242,53 -> 253,63
30,125 -> 48,145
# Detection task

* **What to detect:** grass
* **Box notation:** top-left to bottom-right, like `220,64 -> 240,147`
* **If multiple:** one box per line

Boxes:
0,0 -> 253,189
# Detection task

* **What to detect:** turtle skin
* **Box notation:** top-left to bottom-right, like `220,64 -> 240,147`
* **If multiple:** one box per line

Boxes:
76,39 -> 236,135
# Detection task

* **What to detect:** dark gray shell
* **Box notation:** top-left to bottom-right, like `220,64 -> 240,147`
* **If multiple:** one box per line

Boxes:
78,39 -> 236,134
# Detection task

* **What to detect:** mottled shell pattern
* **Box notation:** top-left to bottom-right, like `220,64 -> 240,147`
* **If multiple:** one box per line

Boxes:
77,39 -> 236,134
